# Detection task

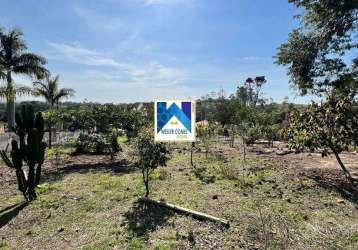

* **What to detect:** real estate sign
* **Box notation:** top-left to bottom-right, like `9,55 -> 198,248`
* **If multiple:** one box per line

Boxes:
154,100 -> 196,142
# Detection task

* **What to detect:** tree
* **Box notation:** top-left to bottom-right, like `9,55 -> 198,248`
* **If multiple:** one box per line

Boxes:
286,97 -> 358,181
236,76 -> 267,106
276,0 -> 358,182
33,74 -> 75,107
135,131 -> 169,197
276,0 -> 358,99
33,74 -> 74,147
196,124 -> 214,159
0,27 -> 48,129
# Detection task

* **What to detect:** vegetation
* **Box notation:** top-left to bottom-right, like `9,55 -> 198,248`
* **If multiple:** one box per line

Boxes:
0,27 -> 48,129
1,1 -> 358,249
196,124 -> 214,159
286,97 -> 358,181
134,131 -> 169,197
276,0 -> 358,180
33,74 -> 75,147
0,105 -> 46,201
74,132 -> 120,160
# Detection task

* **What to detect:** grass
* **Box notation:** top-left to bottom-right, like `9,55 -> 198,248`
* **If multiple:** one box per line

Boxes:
1,141 -> 358,249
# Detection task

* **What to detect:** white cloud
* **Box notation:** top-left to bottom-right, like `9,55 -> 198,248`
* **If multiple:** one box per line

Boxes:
48,42 -> 120,66
47,42 -> 188,87
73,6 -> 122,32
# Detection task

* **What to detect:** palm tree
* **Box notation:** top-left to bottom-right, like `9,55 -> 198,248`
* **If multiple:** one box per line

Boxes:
0,27 -> 48,130
33,74 -> 75,147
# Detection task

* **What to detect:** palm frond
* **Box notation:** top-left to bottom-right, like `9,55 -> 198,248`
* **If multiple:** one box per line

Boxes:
14,85 -> 34,97
54,88 -> 75,103
32,74 -> 74,105
12,53 -> 48,79
0,85 -> 7,99
1,28 -> 27,57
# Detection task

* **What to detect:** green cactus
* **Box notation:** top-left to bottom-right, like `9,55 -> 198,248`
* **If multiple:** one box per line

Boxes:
0,105 -> 46,201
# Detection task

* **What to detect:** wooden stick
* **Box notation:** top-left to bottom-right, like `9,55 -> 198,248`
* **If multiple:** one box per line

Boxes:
139,197 -> 230,227
276,149 -> 292,156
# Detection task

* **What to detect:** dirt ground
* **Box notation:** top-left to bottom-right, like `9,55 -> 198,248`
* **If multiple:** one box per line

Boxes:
0,141 -> 358,249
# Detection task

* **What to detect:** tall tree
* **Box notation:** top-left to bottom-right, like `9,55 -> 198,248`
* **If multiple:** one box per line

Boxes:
236,76 -> 266,106
275,0 -> 358,99
276,0 -> 358,181
0,27 -> 48,130
33,74 -> 75,107
33,74 -> 75,147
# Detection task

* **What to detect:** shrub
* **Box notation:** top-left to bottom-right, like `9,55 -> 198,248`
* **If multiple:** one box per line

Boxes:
286,97 -> 358,181
74,133 -> 121,157
134,131 -> 169,197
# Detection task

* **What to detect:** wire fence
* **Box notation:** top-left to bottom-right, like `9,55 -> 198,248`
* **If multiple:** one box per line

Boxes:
0,131 -> 81,150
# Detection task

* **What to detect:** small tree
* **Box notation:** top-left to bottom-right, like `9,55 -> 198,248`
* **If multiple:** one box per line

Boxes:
286,97 -> 358,182
43,107 -> 62,147
135,132 -> 169,197
196,124 -> 214,159
190,141 -> 196,168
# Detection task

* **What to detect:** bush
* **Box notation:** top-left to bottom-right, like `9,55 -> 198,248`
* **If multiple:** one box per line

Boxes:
134,131 -> 169,197
74,133 -> 121,155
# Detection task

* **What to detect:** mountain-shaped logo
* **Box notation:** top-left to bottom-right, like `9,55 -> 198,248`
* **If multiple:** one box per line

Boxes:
157,102 -> 192,133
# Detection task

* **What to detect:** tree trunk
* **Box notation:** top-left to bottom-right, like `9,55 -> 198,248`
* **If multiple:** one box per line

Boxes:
6,99 -> 15,131
190,142 -> 195,168
6,71 -> 15,131
243,144 -> 246,162
143,168 -> 150,197
330,146 -> 353,182
48,124 -> 52,148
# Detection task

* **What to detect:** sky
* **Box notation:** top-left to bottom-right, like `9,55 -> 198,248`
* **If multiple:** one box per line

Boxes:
0,0 -> 311,104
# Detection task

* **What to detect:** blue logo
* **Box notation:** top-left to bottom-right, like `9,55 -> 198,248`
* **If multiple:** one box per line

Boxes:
157,102 -> 192,133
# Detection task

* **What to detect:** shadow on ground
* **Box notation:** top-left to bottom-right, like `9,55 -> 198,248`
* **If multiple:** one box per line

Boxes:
302,168 -> 358,205
0,202 -> 28,228
123,200 -> 174,239
43,158 -> 137,183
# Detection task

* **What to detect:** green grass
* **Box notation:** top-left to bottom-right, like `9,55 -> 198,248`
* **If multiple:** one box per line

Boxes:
1,141 -> 358,249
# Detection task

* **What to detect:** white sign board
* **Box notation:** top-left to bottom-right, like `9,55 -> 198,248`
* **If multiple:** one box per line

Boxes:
154,100 -> 196,142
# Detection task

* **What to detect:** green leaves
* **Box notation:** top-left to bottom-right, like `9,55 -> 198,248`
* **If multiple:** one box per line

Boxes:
276,0 -> 358,98
134,132 -> 169,170
286,97 -> 358,155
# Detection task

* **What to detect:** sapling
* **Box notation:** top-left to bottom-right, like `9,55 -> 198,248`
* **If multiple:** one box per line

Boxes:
190,141 -> 195,168
135,131 -> 169,197
196,124 -> 214,159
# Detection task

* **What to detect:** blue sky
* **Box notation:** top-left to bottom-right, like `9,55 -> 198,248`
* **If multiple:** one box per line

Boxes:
1,0 -> 310,103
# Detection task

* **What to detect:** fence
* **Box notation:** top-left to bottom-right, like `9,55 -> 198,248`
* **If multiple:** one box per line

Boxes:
0,131 -> 81,150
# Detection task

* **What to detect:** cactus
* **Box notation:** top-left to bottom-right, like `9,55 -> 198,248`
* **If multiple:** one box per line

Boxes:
0,105 -> 46,201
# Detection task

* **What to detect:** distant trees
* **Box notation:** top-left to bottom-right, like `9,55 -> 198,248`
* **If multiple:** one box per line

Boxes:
0,27 -> 48,129
33,74 -> 75,147
236,76 -> 266,106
